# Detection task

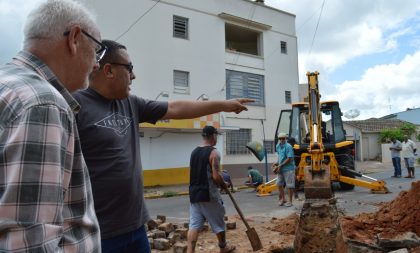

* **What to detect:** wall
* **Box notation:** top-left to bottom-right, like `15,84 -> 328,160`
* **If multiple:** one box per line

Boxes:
382,141 -> 420,163
88,0 -> 298,184
342,123 -> 362,160
362,133 -> 381,161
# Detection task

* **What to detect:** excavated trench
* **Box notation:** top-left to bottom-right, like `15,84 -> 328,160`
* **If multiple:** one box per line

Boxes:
285,181 -> 420,253
294,198 -> 340,253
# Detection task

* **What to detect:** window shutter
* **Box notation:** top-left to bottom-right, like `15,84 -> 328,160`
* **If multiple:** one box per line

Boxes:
173,16 -> 188,39
174,70 -> 189,94
226,70 -> 264,106
285,90 -> 292,104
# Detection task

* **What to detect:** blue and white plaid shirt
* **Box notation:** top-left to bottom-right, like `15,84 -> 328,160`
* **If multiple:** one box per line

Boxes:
0,51 -> 100,252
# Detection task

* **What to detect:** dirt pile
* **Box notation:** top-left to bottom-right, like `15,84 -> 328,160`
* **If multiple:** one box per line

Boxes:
340,181 -> 420,245
270,213 -> 299,235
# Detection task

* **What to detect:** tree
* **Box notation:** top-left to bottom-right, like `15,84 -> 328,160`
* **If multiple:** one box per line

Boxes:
378,122 -> 417,143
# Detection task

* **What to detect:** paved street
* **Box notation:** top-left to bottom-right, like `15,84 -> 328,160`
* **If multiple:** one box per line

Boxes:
145,166 -> 417,223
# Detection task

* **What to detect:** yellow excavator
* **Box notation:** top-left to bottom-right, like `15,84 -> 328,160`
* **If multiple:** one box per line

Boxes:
251,71 -> 389,198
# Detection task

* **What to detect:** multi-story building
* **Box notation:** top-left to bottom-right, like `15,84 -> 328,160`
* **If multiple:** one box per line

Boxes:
88,0 -> 299,186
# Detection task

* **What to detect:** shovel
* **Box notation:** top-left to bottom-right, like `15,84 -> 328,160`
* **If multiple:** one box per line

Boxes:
226,189 -> 263,251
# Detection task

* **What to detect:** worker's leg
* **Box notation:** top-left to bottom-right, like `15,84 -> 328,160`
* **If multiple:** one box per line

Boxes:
284,170 -> 295,206
408,158 -> 415,178
276,173 -> 286,205
278,185 -> 285,205
187,229 -> 199,253
288,188 -> 294,203
202,199 -> 235,253
404,158 -> 411,177
391,157 -> 398,177
188,203 -> 205,253
216,231 -> 235,253
396,157 -> 402,177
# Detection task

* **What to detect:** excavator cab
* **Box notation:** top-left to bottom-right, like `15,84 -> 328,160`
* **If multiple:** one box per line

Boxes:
272,72 -> 387,199
275,101 -> 356,198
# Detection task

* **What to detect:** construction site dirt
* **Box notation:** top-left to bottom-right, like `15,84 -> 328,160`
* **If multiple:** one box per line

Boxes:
149,180 -> 420,252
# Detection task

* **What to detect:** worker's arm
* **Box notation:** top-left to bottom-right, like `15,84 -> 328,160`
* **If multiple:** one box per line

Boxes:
279,157 -> 292,168
278,145 -> 294,168
209,149 -> 227,189
248,175 -> 252,183
161,98 -> 254,120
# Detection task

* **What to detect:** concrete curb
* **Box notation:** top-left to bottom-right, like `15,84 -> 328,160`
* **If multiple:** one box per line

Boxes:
144,186 -> 250,199
144,165 -> 392,199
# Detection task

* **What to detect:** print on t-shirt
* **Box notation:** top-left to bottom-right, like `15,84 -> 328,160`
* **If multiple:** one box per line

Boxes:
95,113 -> 132,136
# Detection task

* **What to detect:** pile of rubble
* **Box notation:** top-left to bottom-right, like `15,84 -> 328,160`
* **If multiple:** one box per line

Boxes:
147,215 -> 237,252
340,181 -> 420,252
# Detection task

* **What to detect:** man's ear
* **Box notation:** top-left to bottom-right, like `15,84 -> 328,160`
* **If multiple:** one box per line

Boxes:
66,26 -> 82,56
102,63 -> 114,78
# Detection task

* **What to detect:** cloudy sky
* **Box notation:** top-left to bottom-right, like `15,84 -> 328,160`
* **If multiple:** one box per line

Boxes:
1,0 -> 419,120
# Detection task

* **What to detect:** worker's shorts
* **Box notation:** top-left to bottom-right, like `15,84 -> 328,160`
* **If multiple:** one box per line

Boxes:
276,170 -> 295,188
189,199 -> 226,233
404,157 -> 415,168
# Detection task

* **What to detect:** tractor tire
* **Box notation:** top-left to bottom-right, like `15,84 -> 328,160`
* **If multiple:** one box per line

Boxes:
338,153 -> 355,190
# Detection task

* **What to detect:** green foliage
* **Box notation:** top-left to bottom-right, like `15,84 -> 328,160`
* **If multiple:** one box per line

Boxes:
379,122 -> 418,143
400,122 -> 417,136
379,128 -> 404,143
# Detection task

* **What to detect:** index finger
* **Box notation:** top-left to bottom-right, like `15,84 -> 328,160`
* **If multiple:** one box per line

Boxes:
237,98 -> 255,104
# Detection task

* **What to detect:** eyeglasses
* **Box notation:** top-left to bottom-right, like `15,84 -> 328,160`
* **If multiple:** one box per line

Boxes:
109,62 -> 134,74
63,29 -> 107,62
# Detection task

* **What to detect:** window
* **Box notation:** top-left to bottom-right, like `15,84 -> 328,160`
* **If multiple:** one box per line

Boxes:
263,140 -> 274,154
226,70 -> 264,106
285,90 -> 292,104
226,129 -> 251,155
281,41 -> 287,54
225,23 -> 261,56
173,70 -> 189,94
173,15 -> 188,39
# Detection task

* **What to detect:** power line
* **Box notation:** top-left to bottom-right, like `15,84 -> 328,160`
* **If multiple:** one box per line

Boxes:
115,0 -> 161,41
297,3 -> 324,33
308,0 -> 326,57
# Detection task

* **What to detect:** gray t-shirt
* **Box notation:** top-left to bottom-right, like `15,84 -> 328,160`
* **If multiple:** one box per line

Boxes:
73,88 -> 168,239
390,140 -> 402,158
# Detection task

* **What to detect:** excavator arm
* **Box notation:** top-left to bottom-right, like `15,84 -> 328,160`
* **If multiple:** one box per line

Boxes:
304,72 -> 333,198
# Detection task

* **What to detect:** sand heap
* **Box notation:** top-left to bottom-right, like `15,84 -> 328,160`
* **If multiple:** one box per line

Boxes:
340,181 -> 420,245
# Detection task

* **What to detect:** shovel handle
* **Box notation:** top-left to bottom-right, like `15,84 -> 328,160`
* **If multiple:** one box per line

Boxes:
226,190 -> 251,230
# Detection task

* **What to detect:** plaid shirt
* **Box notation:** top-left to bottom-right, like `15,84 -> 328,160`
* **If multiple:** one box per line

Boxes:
0,51 -> 100,252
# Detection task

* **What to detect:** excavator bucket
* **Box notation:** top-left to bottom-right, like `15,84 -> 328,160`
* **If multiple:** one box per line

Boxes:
304,164 -> 332,199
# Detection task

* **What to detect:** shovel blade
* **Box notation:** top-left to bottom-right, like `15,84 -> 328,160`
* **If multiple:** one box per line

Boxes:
246,227 -> 263,251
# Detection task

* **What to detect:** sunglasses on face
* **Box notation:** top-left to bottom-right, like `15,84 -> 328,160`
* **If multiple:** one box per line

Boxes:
108,62 -> 134,74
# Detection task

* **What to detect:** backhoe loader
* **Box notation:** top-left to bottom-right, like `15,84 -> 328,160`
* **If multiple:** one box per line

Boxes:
254,71 -> 388,198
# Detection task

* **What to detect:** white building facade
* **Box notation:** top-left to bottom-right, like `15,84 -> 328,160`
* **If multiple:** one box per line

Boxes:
88,0 -> 299,185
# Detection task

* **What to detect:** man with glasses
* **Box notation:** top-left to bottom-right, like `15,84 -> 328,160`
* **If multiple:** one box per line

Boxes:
272,133 -> 296,207
73,39 -> 252,253
0,0 -> 102,252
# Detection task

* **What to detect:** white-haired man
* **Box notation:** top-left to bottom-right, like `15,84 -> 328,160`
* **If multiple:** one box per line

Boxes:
0,0 -> 104,251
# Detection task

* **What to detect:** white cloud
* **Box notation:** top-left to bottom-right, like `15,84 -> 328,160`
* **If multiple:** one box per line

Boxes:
325,50 -> 420,119
264,0 -> 420,120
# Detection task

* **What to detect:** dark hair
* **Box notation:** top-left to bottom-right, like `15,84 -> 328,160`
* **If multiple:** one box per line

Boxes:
202,126 -> 219,137
247,166 -> 253,170
99,40 -> 127,66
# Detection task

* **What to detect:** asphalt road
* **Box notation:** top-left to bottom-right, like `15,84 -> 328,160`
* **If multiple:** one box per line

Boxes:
145,169 -> 417,223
